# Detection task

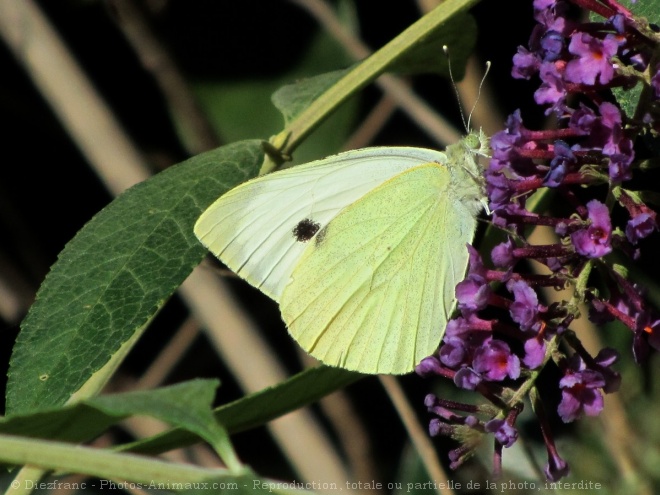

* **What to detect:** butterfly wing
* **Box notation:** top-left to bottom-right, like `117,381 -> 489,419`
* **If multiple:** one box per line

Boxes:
280,162 -> 479,374
194,147 -> 447,301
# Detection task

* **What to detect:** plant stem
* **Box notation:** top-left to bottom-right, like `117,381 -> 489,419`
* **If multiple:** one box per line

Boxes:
0,434 -> 237,493
266,0 -> 480,172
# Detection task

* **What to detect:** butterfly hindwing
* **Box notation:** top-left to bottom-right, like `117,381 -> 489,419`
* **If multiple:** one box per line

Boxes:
280,162 -> 477,374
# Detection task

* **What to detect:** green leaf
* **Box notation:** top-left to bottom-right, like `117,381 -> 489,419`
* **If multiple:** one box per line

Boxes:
2,366 -> 361,460
388,12 -> 477,78
125,365 -> 363,455
7,140 -> 264,415
90,379 -> 238,469
272,69 -> 352,127
1,380 -> 202,438
628,0 -> 660,24
607,1 -> 659,118
613,82 -> 643,120
0,367 -> 361,481
0,380 -> 243,471
393,446 -> 432,495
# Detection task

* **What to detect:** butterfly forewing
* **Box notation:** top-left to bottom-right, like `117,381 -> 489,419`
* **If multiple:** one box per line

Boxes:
194,147 -> 447,301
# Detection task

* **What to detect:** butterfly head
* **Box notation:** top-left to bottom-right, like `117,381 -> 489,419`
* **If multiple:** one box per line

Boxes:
444,129 -> 491,217
447,129 -> 490,179
463,128 -> 490,159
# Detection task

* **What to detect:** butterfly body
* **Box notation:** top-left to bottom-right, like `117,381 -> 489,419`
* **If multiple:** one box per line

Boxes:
195,131 -> 489,374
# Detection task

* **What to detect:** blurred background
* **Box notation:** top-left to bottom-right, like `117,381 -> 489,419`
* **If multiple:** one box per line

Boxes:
2,1 -> 658,494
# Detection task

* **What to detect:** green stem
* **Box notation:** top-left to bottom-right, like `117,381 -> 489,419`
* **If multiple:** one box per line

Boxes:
3,467 -> 45,495
507,335 -> 560,408
264,0 -> 480,172
0,434 -> 238,492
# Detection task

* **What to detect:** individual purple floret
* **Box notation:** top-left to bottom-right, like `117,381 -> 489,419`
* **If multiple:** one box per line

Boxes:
570,200 -> 613,258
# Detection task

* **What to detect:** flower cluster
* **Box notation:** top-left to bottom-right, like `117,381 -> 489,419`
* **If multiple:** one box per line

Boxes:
419,0 -> 660,481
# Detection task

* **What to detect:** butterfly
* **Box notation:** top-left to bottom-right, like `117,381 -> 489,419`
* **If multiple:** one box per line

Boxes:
194,130 -> 489,374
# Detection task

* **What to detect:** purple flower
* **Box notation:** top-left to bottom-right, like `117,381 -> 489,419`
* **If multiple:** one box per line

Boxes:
599,102 -> 634,182
512,46 -> 541,79
557,375 -> 605,422
456,277 -> 490,313
424,395 -> 481,440
545,450 -> 570,481
544,140 -> 575,187
608,146 -> 634,182
456,246 -> 491,313
558,356 -> 606,422
533,0 -> 573,35
564,33 -> 621,85
485,419 -> 518,447
425,394 -> 462,421
454,367 -> 482,390
490,110 -> 533,168
509,280 -> 541,331
535,62 -> 567,113
416,356 -> 444,377
417,0 -> 659,480
599,102 -> 624,138
429,418 -> 450,437
633,311 -> 660,362
491,202 -> 539,232
523,337 -> 546,369
486,171 -> 517,211
571,102 -> 634,182
610,14 -> 628,35
593,348 -> 621,393
466,244 -> 487,276
444,316 -> 477,338
491,237 -> 516,268
472,340 -> 521,381
570,200 -> 612,258
626,212 -> 657,244
568,103 -> 598,135
540,30 -> 564,62
439,337 -> 469,368
594,347 -> 618,367
440,316 -> 491,369
588,297 -> 615,325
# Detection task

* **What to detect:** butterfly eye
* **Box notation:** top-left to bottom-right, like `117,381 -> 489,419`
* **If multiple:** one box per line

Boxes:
292,219 -> 320,243
464,134 -> 479,149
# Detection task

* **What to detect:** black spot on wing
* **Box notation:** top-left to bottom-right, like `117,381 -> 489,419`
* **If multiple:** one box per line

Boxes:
292,218 -> 320,243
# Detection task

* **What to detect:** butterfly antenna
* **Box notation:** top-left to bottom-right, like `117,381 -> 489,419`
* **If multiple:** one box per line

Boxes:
466,60 -> 492,132
443,45 -> 469,132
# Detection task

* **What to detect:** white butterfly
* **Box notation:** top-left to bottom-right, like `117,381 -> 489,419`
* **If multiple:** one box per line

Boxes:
195,130 -> 489,374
